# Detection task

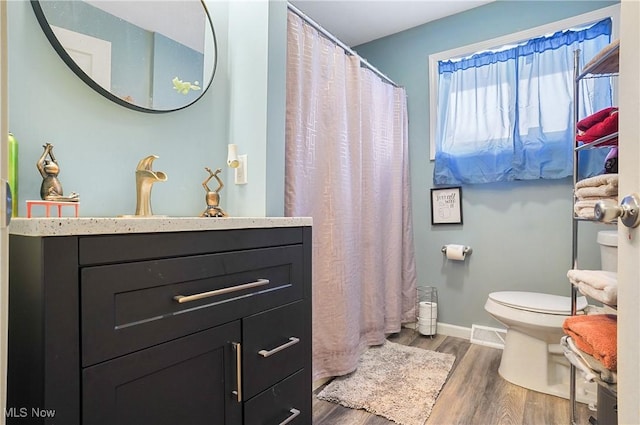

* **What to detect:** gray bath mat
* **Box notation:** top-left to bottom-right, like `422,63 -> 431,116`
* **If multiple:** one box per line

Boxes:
317,341 -> 455,425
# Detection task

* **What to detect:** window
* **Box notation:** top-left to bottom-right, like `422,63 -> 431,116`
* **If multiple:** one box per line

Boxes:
428,5 -> 619,185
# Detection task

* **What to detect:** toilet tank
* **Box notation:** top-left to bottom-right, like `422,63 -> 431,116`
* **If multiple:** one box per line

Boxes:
597,230 -> 618,272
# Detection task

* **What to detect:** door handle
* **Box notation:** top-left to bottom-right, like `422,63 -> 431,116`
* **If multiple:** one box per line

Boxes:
258,337 -> 300,358
173,279 -> 269,303
595,193 -> 640,228
279,408 -> 300,425
231,342 -> 242,402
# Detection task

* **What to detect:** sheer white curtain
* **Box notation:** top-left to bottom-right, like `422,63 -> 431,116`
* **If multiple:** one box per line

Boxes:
285,11 -> 417,381
434,19 -> 613,184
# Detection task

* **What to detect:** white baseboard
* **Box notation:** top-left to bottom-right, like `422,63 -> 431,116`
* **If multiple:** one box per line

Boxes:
435,322 -> 472,340
403,321 -> 472,340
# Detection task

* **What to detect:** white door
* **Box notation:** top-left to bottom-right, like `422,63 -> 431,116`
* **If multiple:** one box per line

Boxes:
0,2 -> 8,424
616,1 -> 639,423
50,25 -> 112,91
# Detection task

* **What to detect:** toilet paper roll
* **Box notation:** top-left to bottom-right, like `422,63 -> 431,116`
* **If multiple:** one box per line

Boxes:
418,317 -> 437,327
445,244 -> 466,261
419,301 -> 437,319
418,319 -> 437,336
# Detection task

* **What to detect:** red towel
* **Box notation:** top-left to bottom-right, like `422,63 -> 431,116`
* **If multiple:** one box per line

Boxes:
563,314 -> 617,371
577,107 -> 618,131
576,107 -> 618,146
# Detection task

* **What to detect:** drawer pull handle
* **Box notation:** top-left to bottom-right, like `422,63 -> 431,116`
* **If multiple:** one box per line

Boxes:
279,408 -> 301,425
173,278 -> 270,303
258,337 -> 300,358
231,342 -> 242,402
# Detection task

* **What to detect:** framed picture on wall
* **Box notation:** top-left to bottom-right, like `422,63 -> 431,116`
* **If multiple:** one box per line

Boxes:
431,186 -> 463,225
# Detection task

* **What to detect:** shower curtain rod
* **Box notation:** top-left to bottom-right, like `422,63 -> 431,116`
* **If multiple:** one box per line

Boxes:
287,3 -> 401,88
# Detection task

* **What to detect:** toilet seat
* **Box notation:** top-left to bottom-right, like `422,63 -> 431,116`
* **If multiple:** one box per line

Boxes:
488,291 -> 587,315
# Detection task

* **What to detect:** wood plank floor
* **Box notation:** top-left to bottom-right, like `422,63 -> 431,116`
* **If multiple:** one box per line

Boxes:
313,329 -> 594,425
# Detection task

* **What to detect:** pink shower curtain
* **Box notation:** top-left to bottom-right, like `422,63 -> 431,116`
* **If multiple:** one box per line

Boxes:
285,11 -> 417,381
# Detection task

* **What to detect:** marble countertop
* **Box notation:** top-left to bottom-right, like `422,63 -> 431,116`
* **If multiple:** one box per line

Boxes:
9,217 -> 312,237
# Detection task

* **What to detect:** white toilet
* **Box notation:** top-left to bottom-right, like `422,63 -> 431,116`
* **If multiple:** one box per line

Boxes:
484,230 -> 617,404
485,291 -> 594,403
597,230 -> 618,272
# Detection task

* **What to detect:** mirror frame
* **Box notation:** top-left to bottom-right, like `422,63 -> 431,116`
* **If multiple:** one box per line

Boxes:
31,0 -> 218,113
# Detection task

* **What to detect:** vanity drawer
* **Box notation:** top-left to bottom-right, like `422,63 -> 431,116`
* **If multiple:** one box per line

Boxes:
78,227 -> 304,265
242,301 -> 307,400
81,245 -> 303,366
244,369 -> 310,425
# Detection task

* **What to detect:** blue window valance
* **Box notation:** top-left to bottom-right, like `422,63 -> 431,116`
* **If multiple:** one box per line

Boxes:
434,18 -> 613,185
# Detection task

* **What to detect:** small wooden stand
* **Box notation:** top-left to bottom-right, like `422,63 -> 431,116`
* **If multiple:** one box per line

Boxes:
26,200 -> 80,218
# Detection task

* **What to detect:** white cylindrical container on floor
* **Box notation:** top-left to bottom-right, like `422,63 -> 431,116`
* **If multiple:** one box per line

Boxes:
419,301 -> 437,319
418,317 -> 437,336
416,286 -> 438,336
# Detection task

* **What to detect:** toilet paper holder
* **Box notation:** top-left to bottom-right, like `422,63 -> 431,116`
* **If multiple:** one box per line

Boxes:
441,245 -> 473,255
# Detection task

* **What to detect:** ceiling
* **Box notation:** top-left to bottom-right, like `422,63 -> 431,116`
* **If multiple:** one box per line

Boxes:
86,1 -> 206,53
288,0 -> 495,47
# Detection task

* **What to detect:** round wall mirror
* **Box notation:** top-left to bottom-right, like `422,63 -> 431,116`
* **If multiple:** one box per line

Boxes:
31,0 -> 217,113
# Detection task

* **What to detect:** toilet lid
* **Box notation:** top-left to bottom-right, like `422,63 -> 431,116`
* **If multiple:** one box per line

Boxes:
488,291 -> 587,315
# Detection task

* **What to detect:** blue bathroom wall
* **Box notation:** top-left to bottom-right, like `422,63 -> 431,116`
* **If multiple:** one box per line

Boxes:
265,0 -> 288,218
224,0 -> 270,217
7,0 -> 280,219
355,1 -> 619,329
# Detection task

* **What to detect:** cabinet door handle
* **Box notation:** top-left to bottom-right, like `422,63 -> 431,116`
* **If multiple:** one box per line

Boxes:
231,342 -> 242,402
258,337 -> 300,358
279,408 -> 301,425
173,278 -> 270,303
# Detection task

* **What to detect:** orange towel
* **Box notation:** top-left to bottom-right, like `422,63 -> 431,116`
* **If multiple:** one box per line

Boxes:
563,314 -> 617,371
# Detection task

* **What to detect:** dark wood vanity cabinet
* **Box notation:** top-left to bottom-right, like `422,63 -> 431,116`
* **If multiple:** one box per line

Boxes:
8,226 -> 312,425
83,321 -> 243,425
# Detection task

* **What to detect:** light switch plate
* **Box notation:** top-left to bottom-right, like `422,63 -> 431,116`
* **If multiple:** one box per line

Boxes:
234,155 -> 247,185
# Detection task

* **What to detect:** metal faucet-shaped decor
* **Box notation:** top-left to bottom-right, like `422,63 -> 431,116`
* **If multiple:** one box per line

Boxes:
135,155 -> 167,216
37,143 -> 79,202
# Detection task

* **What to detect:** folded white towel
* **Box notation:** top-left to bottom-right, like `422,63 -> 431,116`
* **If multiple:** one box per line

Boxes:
575,174 -> 618,190
568,269 -> 618,290
575,185 -> 618,199
561,336 -> 598,382
576,283 -> 617,306
573,197 -> 618,220
574,208 -> 593,220
566,335 -> 617,384
567,269 -> 618,306
561,336 -> 617,394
